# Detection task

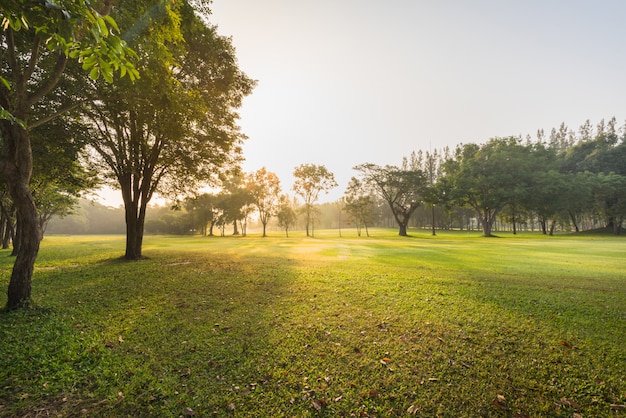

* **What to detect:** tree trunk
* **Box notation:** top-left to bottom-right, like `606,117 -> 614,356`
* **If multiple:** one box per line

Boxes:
479,208 -> 498,237
549,220 -> 557,236
398,222 -> 408,236
2,123 -> 42,309
124,204 -> 144,259
121,183 -> 147,260
261,221 -> 267,237
431,205 -> 436,236
568,211 -> 580,233
613,216 -> 623,235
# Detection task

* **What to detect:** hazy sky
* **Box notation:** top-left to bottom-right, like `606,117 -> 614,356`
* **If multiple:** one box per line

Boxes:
99,1 -> 626,206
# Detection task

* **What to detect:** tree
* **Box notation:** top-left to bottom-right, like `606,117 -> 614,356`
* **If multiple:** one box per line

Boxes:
246,167 -> 281,237
593,172 -> 626,235
443,137 -> 531,237
184,193 -> 219,236
354,163 -> 425,236
344,177 -> 376,237
276,195 -> 297,238
292,164 -> 337,237
82,1 -> 254,258
1,1 -> 137,309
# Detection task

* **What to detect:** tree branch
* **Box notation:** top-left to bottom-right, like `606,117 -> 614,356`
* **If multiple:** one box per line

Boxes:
28,102 -> 81,130
21,36 -> 42,88
26,53 -> 67,107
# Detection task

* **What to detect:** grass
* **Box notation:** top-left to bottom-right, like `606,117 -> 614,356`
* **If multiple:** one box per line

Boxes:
0,229 -> 624,417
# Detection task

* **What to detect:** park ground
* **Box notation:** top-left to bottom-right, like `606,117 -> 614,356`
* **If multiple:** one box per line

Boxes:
0,229 -> 625,417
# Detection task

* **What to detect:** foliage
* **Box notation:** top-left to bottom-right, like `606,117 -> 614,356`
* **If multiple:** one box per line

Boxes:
0,233 -> 624,416
1,0 -> 138,309
275,195 -> 297,237
292,164 -> 337,237
354,163 -> 426,236
80,0 -> 254,258
245,167 -> 282,237
344,177 -> 376,237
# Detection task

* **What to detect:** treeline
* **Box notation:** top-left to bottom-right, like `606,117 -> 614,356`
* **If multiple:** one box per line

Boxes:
48,117 -> 625,237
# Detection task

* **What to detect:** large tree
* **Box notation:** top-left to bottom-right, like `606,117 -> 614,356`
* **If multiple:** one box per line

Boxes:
292,164 -> 337,237
354,163 -> 425,236
82,1 -> 254,258
443,137 -> 533,237
1,1 -> 137,309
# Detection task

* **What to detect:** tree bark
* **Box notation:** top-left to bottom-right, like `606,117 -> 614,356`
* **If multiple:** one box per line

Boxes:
120,175 -> 147,260
1,122 -> 42,309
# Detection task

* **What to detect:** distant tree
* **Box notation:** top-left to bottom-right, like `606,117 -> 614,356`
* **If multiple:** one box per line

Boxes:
593,172 -> 626,235
220,174 -> 254,236
344,177 -> 376,237
292,164 -> 337,237
276,195 -> 297,238
335,198 -> 345,237
184,193 -> 220,236
354,162 -> 425,236
31,117 -> 99,237
246,167 -> 281,237
443,137 -> 532,237
0,189 -> 15,249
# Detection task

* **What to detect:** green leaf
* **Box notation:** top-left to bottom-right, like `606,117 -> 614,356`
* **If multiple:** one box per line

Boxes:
0,76 -> 10,90
89,66 -> 100,80
96,16 -> 109,37
103,15 -> 120,33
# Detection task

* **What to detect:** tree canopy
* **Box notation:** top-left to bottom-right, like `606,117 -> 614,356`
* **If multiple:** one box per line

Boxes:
81,0 -> 254,259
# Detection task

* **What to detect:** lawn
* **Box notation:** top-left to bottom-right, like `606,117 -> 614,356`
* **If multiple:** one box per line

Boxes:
0,230 -> 624,417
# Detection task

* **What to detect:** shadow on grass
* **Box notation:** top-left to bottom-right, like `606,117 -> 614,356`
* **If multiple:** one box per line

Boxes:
0,250 -> 299,417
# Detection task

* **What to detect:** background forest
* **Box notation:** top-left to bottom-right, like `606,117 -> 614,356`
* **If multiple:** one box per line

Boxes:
43,117 -> 625,238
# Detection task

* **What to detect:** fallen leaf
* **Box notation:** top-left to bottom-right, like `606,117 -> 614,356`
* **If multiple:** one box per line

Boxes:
368,389 -> 379,397
559,340 -> 572,348
184,407 -> 195,416
493,394 -> 507,409
311,399 -> 326,411
407,404 -> 419,414
560,397 -> 579,409
118,335 -> 124,343
610,404 -> 626,410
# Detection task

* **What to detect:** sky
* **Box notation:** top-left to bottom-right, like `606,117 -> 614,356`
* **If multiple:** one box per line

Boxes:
99,0 -> 626,206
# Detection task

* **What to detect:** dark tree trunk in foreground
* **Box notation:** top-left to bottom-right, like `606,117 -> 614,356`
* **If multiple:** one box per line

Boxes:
2,123 -> 42,309
125,205 -> 145,259
121,175 -> 148,260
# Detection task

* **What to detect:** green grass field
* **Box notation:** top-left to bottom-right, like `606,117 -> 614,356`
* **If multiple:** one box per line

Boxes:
1,230 -> 624,417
